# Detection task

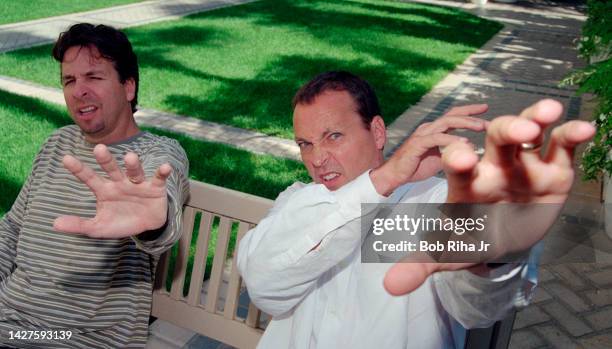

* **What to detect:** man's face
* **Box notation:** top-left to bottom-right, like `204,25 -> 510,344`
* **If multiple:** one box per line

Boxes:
61,45 -> 135,144
293,90 -> 386,191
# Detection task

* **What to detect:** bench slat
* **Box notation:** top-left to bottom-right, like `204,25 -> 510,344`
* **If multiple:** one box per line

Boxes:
153,181 -> 273,348
224,221 -> 251,319
170,206 -> 196,300
187,211 -> 214,306
205,216 -> 232,312
153,247 -> 170,293
245,302 -> 261,329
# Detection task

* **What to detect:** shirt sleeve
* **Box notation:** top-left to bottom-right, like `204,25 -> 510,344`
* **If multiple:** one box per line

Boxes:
424,180 -> 538,328
433,263 -> 533,328
131,137 -> 190,255
237,171 -> 385,317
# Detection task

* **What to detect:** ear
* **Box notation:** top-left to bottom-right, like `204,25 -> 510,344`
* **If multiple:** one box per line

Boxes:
123,77 -> 136,103
370,115 -> 386,150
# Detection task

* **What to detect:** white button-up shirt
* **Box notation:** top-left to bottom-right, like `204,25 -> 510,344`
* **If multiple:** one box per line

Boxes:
237,172 -> 532,349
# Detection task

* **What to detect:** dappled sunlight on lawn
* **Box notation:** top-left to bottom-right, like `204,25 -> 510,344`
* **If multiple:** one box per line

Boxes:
0,0 -> 501,139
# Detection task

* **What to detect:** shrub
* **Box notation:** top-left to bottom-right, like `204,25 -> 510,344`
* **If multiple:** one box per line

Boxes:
563,0 -> 612,181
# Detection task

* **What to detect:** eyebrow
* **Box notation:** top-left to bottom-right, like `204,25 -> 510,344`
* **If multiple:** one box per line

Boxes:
294,129 -> 334,143
61,69 -> 106,81
61,74 -> 74,81
85,69 -> 106,76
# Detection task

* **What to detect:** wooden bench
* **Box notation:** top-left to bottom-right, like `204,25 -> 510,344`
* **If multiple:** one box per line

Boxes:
151,180 -> 272,349
151,180 -> 516,349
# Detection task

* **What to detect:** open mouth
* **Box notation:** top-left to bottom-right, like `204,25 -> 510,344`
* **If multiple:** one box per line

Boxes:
320,172 -> 340,182
77,105 -> 98,119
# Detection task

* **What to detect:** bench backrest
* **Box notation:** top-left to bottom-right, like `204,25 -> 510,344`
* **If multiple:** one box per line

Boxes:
152,180 -> 273,349
152,180 -> 517,349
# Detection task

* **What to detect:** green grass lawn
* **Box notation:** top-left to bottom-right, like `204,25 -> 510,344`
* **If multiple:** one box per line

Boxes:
0,90 -> 308,217
0,91 -> 68,216
0,0 -> 501,138
0,1 -> 145,26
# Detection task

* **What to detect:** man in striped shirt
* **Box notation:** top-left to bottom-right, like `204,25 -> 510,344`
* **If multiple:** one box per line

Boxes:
0,23 -> 189,348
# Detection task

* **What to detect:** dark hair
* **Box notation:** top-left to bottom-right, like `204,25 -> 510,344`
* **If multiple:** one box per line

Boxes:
52,23 -> 139,113
292,71 -> 381,129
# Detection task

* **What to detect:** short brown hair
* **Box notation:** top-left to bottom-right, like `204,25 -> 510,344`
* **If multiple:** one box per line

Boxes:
292,71 -> 381,129
53,23 -> 139,113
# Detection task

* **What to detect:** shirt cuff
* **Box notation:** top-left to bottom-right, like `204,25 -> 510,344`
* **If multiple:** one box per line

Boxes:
335,170 -> 387,216
131,194 -> 179,255
474,262 -> 526,282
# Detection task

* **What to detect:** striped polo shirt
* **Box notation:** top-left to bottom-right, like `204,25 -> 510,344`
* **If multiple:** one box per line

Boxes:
0,125 -> 189,348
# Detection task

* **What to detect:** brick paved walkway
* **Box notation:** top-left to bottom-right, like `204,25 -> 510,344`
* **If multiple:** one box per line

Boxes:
0,0 -> 609,348
388,0 -> 585,153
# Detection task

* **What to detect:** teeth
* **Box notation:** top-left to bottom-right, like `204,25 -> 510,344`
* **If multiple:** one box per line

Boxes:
323,173 -> 339,181
80,106 -> 95,113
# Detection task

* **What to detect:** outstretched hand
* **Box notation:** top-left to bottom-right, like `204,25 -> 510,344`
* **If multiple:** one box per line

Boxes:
53,144 -> 172,239
371,104 -> 489,196
407,103 -> 490,182
383,99 -> 596,295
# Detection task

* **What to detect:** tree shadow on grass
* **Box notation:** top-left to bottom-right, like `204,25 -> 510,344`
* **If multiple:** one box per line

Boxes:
0,90 -> 71,216
342,0 -> 495,33
144,127 -> 309,200
129,24 -> 233,80
0,0 -> 502,141
157,52 -> 448,138
128,25 -> 246,97
191,0 -> 501,48
130,0 -> 499,137
137,47 -> 216,80
0,89 -> 71,128
0,175 -> 23,217
128,24 -> 233,48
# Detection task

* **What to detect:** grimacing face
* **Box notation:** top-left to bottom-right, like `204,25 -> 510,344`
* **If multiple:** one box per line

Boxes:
293,90 -> 386,191
61,45 -> 136,144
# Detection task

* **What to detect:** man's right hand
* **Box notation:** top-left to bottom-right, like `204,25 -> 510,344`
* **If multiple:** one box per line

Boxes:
53,144 -> 172,239
370,104 -> 489,196
383,99 -> 595,296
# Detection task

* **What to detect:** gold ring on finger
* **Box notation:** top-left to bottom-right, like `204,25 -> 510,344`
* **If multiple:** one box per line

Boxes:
127,176 -> 141,184
520,142 -> 542,152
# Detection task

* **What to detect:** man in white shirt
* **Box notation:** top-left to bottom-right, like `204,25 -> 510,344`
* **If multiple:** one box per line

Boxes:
237,71 -> 594,349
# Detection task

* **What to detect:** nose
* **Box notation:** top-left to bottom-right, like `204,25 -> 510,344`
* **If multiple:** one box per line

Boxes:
312,146 -> 329,168
72,80 -> 90,99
